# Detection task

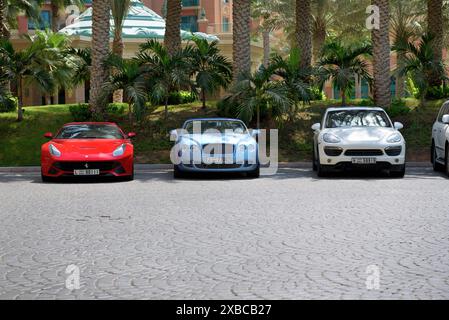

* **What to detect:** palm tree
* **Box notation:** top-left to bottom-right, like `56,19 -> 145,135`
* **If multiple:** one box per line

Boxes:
0,0 -> 43,39
427,0 -> 443,87
102,54 -> 147,122
390,0 -> 422,98
233,0 -> 252,81
187,37 -> 232,109
164,0 -> 181,56
224,65 -> 292,129
90,0 -> 111,118
394,33 -> 446,105
111,0 -> 131,103
0,31 -> 74,121
271,48 -> 312,118
371,0 -> 391,109
317,40 -> 372,106
138,39 -> 191,120
295,0 -> 312,70
69,47 -> 91,86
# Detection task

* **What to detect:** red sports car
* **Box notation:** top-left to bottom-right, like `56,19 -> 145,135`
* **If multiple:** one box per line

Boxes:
41,122 -> 136,182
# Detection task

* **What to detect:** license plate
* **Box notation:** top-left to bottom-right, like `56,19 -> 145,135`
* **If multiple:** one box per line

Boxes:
352,158 -> 377,164
74,169 -> 100,176
204,157 -> 223,164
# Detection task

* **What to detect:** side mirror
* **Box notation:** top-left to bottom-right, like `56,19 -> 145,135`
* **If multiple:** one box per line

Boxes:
170,129 -> 178,140
394,122 -> 404,130
311,123 -> 321,131
251,129 -> 261,137
44,132 -> 53,139
127,132 -> 136,139
442,114 -> 449,124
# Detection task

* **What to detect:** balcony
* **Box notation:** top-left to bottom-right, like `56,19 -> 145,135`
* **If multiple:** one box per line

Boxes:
182,0 -> 200,8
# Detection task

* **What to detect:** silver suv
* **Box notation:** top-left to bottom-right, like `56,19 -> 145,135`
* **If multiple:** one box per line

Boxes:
431,101 -> 449,176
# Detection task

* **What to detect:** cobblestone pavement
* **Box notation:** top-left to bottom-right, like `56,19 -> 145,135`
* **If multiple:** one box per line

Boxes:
0,167 -> 448,300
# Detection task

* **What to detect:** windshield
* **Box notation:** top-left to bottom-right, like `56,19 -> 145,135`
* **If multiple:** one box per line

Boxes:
184,120 -> 248,134
55,125 -> 124,139
325,110 -> 391,128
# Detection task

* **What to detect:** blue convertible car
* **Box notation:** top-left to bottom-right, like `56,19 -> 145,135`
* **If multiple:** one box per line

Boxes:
170,118 -> 260,178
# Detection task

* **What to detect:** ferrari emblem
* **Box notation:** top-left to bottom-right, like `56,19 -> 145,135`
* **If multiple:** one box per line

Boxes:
85,163 -> 89,169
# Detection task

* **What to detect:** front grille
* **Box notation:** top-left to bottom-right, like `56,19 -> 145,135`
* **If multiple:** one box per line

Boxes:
202,143 -> 235,155
53,161 -> 120,171
385,146 -> 402,156
324,147 -> 343,157
344,149 -> 384,157
196,163 -> 241,169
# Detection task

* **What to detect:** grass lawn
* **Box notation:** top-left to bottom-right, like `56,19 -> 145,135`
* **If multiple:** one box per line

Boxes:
0,99 -> 443,166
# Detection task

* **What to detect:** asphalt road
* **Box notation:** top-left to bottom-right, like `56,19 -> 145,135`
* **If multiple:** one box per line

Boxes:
0,167 -> 448,299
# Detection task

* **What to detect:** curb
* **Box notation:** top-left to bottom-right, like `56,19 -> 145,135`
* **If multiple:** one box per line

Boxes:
0,162 -> 432,173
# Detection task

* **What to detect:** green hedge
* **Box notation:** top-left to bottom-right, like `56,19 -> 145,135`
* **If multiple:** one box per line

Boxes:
153,91 -> 197,105
69,103 -> 126,121
0,95 -> 18,113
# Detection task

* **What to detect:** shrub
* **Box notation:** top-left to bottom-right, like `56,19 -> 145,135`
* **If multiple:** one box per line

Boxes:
69,103 -> 91,121
353,98 -> 375,106
425,85 -> 449,100
309,87 -> 325,101
153,91 -> 197,105
107,103 -> 126,116
0,95 -> 18,113
387,99 -> 410,118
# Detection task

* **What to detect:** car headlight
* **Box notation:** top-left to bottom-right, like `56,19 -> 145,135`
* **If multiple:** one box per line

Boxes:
387,133 -> 402,143
49,144 -> 61,157
323,133 -> 341,143
113,144 -> 126,157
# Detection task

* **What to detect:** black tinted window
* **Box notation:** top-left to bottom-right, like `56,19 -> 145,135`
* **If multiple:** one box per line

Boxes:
326,110 -> 391,128
56,125 -> 124,139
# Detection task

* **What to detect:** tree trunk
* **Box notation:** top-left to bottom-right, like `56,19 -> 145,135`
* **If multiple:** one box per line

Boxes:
128,102 -> 133,124
51,3 -> 60,32
295,0 -> 312,70
90,0 -> 111,118
233,0 -> 251,81
0,0 -> 7,40
17,77 -> 23,122
427,0 -> 443,87
164,0 -> 182,57
312,22 -> 326,64
262,30 -> 270,67
256,104 -> 260,129
165,97 -> 169,120
371,0 -> 391,108
201,89 -> 207,109
112,30 -> 124,103
341,90 -> 346,106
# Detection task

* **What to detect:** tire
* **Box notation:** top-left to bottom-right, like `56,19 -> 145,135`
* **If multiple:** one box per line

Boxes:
432,142 -> 443,172
316,152 -> 328,177
247,165 -> 260,178
41,174 -> 53,183
173,165 -> 183,179
390,165 -> 406,178
312,146 -> 318,171
445,145 -> 449,177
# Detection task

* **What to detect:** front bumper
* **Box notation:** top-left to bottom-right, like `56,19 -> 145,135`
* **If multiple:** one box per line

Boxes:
318,143 -> 406,168
41,155 -> 134,178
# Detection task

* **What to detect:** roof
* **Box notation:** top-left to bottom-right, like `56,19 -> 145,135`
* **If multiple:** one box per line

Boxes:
325,106 -> 384,112
63,122 -> 118,126
183,118 -> 243,122
59,0 -> 219,42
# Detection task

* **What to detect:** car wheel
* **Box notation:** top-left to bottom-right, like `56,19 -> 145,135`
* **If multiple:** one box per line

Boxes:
247,165 -> 260,179
445,145 -> 449,177
432,142 -> 443,172
390,165 -> 406,178
316,153 -> 328,177
41,174 -> 52,183
312,146 -> 318,171
173,165 -> 183,179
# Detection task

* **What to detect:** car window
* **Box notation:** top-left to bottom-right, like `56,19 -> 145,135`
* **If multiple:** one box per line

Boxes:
55,125 -> 124,139
437,103 -> 449,122
325,110 -> 392,128
184,120 -> 248,134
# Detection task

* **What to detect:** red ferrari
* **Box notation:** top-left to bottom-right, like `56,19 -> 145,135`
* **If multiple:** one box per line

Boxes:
41,122 -> 135,182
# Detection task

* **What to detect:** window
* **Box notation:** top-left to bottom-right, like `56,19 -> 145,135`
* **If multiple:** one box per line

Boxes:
438,103 -> 449,122
181,16 -> 198,32
222,17 -> 230,32
28,10 -> 51,30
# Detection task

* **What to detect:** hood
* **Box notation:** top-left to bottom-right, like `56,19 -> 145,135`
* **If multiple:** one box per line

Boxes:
51,139 -> 125,155
179,133 -> 255,145
324,127 -> 397,143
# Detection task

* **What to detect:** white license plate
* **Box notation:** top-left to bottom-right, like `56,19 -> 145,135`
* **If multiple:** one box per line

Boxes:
204,157 -> 224,164
74,169 -> 100,176
352,158 -> 377,164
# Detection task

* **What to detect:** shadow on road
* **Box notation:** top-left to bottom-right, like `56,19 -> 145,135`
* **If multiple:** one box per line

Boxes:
0,167 -> 446,184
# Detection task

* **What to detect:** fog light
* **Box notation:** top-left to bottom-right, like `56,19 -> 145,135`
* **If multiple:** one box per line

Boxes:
395,159 -> 399,163
327,159 -> 332,163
